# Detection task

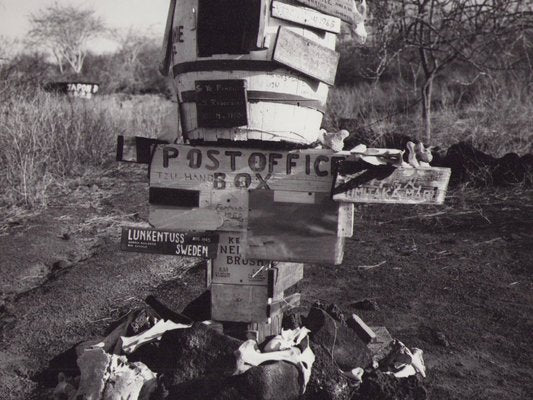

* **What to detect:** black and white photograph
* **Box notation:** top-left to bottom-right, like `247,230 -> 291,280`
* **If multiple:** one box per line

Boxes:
0,1 -> 531,399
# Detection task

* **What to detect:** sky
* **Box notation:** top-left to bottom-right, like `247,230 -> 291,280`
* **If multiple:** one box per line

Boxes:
0,0 -> 171,53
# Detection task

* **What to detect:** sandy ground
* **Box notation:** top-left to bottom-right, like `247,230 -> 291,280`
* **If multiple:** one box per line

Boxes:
0,164 -> 531,400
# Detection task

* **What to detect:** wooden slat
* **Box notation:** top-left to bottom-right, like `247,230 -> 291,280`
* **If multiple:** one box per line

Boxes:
272,1 -> 341,33
273,27 -> 340,85
294,0 -> 355,23
159,0 -> 177,75
270,262 -> 304,298
120,227 -> 219,259
116,136 -> 167,164
333,166 -> 451,205
243,190 -> 345,264
269,293 -> 301,315
337,202 -> 354,237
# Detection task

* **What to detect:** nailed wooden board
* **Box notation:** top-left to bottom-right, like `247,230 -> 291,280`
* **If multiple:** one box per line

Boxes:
271,1 -> 341,33
195,80 -> 248,128
150,144 -> 342,193
338,202 -> 354,237
273,27 -> 340,85
120,227 -> 219,259
212,233 -> 271,286
333,166 -> 451,205
270,262 -> 304,297
243,190 -> 345,264
294,0 -> 355,23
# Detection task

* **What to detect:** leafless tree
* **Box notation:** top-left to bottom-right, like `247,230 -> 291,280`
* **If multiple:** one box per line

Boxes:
27,4 -> 105,74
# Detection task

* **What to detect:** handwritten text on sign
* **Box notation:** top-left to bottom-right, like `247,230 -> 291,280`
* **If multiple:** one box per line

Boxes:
120,227 -> 219,259
294,0 -> 355,23
333,167 -> 451,205
195,80 -> 248,128
150,145 -> 346,193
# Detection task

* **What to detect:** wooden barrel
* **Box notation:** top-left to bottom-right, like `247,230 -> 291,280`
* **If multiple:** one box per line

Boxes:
164,0 -> 340,145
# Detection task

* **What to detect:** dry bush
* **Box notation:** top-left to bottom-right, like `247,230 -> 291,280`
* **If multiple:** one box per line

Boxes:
0,85 -> 172,209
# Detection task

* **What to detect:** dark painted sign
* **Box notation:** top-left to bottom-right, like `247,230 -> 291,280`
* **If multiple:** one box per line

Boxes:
195,79 -> 248,128
120,227 -> 219,259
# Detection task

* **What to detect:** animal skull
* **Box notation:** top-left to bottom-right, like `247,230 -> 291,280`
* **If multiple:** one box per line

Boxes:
351,0 -> 368,43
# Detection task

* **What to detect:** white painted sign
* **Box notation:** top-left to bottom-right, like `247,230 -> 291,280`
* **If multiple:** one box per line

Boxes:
272,1 -> 341,33
294,0 -> 355,23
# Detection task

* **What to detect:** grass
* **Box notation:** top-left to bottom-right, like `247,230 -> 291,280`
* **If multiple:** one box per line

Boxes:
0,87 -> 173,209
0,73 -> 531,210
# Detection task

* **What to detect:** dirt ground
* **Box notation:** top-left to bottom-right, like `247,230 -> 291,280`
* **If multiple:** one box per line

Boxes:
0,164 -> 531,400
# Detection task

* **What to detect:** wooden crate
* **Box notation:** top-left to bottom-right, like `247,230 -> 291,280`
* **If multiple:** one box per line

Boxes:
210,261 -> 303,322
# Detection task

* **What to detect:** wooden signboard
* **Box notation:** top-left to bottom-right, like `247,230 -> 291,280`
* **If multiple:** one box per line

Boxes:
294,0 -> 355,23
271,1 -> 341,33
273,27 -> 340,85
243,190 -> 345,264
211,261 -> 304,322
149,144 -> 344,232
120,227 -> 219,259
195,80 -> 248,128
333,165 -> 452,205
212,233 -> 270,286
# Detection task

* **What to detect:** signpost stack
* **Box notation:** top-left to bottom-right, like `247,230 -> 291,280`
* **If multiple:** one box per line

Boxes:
118,0 -> 451,343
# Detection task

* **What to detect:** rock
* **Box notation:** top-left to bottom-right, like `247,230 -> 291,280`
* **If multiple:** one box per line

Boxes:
146,322 -> 242,388
304,307 -> 372,371
282,310 -> 303,330
169,362 -> 301,400
326,303 -> 347,326
75,347 -> 157,400
353,370 -> 427,400
351,299 -> 379,311
418,326 -> 450,347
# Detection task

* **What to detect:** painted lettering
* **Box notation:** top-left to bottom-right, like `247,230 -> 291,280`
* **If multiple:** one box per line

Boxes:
206,149 -> 220,170
163,146 -> 179,168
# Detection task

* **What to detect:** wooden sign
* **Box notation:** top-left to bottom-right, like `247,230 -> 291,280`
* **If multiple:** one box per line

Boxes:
195,80 -> 248,128
271,1 -> 341,33
333,165 -> 451,205
273,27 -> 340,85
120,227 -> 219,259
294,0 -> 355,23
243,190 -> 345,264
212,233 -> 271,286
116,136 -> 167,164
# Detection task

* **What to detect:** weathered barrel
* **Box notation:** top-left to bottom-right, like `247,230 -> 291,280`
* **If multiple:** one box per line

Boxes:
162,0 -> 341,145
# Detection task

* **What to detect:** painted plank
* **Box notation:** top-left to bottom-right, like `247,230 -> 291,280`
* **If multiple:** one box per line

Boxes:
294,0 -> 355,23
243,190 -> 344,264
270,293 -> 301,315
195,80 -> 248,128
272,1 -> 341,33
120,227 -> 219,259
211,283 -> 270,322
149,144 -> 342,194
333,165 -> 451,205
212,233 -> 271,286
273,27 -> 340,85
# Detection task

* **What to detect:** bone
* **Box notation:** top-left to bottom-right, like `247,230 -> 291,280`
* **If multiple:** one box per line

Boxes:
351,0 -> 368,43
318,129 -> 349,152
263,327 -> 311,353
121,319 -> 191,354
406,141 -> 420,168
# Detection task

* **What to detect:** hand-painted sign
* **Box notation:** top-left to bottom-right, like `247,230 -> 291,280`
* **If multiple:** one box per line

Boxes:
333,165 -> 451,205
273,27 -> 340,85
150,144 -> 344,193
271,1 -> 341,33
212,233 -> 270,286
294,0 -> 355,23
195,80 -> 248,128
120,227 -> 219,259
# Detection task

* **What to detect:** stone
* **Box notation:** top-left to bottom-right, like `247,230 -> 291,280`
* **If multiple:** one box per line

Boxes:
304,307 -> 372,371
353,370 -> 427,400
351,299 -> 379,311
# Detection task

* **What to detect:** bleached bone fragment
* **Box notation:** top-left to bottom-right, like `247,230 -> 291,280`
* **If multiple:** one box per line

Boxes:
340,367 -> 364,383
234,339 -> 315,393
264,327 -> 311,353
75,347 -> 157,400
121,319 -> 191,354
319,129 -> 349,152
351,0 -> 368,43
406,141 -> 420,168
381,340 -> 427,378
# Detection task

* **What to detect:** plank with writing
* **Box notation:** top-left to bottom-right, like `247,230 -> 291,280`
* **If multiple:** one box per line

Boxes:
120,227 -> 219,259
332,165 -> 451,205
294,0 -> 355,23
273,27 -> 340,85
196,79 -> 248,128
271,1 -> 341,33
